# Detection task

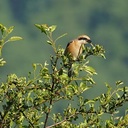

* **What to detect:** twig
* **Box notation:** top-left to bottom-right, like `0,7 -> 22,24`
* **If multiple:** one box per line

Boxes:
43,87 -> 54,128
43,56 -> 58,128
46,118 -> 67,128
20,110 -> 34,128
46,108 -> 101,128
46,112 -> 79,128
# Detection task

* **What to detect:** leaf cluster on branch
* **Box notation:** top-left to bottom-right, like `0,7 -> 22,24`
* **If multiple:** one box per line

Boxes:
0,24 -> 22,66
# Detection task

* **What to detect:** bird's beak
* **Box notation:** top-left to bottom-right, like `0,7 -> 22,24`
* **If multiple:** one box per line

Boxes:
86,40 -> 94,47
88,40 -> 92,43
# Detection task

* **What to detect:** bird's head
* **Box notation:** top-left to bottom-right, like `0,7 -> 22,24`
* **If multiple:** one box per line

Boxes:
77,35 -> 92,44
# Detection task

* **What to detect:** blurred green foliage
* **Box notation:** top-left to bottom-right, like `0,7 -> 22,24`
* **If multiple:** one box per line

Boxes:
0,0 -> 128,124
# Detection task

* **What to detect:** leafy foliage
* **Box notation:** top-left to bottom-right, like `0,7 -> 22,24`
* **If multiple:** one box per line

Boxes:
0,24 -> 128,128
0,24 -> 22,66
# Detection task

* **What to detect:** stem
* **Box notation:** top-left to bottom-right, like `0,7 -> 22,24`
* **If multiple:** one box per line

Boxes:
43,84 -> 54,128
46,113 -> 79,128
47,32 -> 57,53
46,109 -> 97,128
43,56 -> 58,128
20,110 -> 34,128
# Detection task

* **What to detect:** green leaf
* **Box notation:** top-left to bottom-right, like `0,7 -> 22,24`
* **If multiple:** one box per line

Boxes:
35,24 -> 41,29
105,82 -> 111,89
100,53 -> 106,59
32,63 -> 37,71
85,76 -> 96,84
0,24 -> 6,35
116,80 -> 123,86
49,25 -> 56,32
116,93 -> 121,98
79,82 -> 91,92
0,46 -> 2,57
0,58 -> 6,66
7,26 -> 14,34
47,40 -> 52,45
83,65 -> 97,75
44,61 -> 49,66
35,24 -> 48,34
8,36 -> 22,42
0,39 -> 4,46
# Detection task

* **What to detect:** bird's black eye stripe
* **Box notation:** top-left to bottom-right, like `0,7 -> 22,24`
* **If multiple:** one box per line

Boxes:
78,37 -> 87,40
78,37 -> 92,43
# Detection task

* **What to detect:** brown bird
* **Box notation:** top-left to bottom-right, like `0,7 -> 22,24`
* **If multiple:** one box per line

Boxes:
64,35 -> 92,76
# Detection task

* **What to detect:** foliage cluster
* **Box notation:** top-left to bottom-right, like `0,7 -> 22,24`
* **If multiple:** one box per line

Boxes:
0,24 -> 128,128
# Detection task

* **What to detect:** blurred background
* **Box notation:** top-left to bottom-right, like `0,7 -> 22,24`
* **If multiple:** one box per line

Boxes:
0,0 -> 128,120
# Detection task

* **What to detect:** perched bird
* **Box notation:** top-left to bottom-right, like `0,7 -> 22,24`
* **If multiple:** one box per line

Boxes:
64,35 -> 92,77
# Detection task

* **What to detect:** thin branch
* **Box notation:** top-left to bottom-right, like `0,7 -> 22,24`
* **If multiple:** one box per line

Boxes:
20,110 -> 34,128
43,89 -> 54,128
43,56 -> 58,128
46,118 -> 67,128
46,108 -> 103,128
46,112 -> 79,128
54,33 -> 67,43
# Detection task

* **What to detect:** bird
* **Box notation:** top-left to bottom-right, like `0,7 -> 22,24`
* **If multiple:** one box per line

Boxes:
64,35 -> 92,77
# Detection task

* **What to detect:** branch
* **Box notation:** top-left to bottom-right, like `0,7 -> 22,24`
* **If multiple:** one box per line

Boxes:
46,109 -> 98,128
20,110 -> 34,128
46,112 -> 79,128
43,56 -> 59,128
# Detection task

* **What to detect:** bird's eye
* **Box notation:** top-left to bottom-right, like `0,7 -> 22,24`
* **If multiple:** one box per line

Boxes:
78,37 -> 87,40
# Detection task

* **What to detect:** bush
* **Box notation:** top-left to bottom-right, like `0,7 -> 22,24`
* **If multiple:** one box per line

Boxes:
0,24 -> 128,128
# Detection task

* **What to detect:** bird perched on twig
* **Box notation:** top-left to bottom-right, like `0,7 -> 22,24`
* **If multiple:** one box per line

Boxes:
64,35 -> 92,77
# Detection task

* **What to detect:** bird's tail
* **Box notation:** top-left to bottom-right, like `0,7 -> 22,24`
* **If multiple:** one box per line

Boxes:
68,63 -> 73,77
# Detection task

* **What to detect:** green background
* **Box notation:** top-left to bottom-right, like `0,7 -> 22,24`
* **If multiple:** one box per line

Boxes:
0,0 -> 128,119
